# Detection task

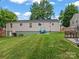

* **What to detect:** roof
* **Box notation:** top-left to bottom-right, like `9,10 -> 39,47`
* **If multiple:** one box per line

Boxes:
71,13 -> 79,21
73,13 -> 79,16
16,19 -> 59,23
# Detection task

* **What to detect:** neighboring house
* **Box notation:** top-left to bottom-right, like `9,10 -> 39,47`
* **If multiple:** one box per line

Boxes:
70,14 -> 79,31
6,19 -> 60,36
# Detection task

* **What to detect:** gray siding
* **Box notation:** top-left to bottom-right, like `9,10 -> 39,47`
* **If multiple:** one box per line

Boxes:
70,14 -> 79,27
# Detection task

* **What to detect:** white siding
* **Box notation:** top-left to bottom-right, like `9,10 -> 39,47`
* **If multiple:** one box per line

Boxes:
70,14 -> 79,27
6,22 -> 60,32
51,22 -> 60,31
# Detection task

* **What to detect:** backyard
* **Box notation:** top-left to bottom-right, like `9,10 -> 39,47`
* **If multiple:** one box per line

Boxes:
0,32 -> 79,59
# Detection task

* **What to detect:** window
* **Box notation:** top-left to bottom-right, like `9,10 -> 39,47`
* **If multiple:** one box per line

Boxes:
76,20 -> 78,23
52,23 -> 54,25
38,23 -> 41,26
29,23 -> 32,28
10,23 -> 12,28
72,21 -> 74,24
20,23 -> 22,26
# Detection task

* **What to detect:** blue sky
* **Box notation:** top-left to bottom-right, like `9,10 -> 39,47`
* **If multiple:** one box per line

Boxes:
0,0 -> 79,20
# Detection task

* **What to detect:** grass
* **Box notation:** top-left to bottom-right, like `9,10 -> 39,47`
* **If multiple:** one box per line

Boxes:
0,32 -> 79,59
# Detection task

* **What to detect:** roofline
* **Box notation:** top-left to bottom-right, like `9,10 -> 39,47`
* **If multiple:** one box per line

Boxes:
7,19 -> 59,23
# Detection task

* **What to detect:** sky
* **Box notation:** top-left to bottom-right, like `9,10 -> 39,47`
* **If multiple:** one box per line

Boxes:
0,0 -> 79,20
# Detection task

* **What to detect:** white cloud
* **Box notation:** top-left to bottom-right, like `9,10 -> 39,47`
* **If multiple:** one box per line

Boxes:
14,12 -> 22,20
55,16 -> 59,19
10,0 -> 27,4
14,12 -> 21,16
24,12 -> 31,16
26,3 -> 32,5
65,1 -> 79,7
51,15 -> 59,19
32,0 -> 41,4
50,2 -> 55,5
73,1 -> 79,6
19,12 -> 31,20
66,1 -> 79,7
58,0 -> 63,2
13,12 -> 31,20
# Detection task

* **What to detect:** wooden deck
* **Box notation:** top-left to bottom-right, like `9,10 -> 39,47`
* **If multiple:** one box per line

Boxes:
64,27 -> 79,38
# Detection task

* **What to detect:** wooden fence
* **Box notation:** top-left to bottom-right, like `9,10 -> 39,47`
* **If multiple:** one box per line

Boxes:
65,31 -> 78,38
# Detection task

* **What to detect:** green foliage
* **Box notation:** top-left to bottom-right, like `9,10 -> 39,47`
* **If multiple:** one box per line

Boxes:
59,10 -> 64,21
30,0 -> 54,20
0,8 -> 17,28
59,4 -> 79,27
0,33 -> 79,59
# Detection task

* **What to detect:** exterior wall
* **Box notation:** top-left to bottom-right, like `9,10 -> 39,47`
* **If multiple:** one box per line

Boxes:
70,14 -> 79,27
51,22 -> 60,31
6,21 -> 60,36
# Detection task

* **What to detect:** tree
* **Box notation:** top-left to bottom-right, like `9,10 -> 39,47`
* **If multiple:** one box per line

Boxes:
59,10 -> 64,21
59,4 -> 79,27
30,0 -> 54,20
30,2 -> 39,20
0,8 -> 17,28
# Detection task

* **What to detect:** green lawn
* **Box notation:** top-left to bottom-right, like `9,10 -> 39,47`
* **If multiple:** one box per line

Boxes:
0,32 -> 79,59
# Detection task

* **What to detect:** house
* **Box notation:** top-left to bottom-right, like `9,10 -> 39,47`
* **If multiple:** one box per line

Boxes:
6,19 -> 60,36
70,14 -> 79,31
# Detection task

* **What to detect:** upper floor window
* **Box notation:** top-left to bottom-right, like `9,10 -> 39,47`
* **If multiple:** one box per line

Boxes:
72,21 -> 74,24
52,23 -> 54,25
10,23 -> 12,28
76,20 -> 78,23
29,23 -> 32,28
20,23 -> 22,26
38,23 -> 41,26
